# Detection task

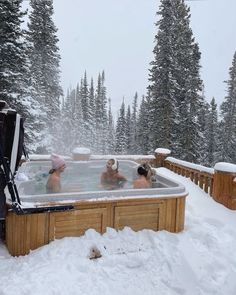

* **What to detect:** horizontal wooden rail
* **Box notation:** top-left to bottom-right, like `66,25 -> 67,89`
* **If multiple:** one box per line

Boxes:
164,160 -> 214,196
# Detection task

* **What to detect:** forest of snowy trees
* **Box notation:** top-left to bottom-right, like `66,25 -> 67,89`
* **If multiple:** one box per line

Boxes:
0,0 -> 236,166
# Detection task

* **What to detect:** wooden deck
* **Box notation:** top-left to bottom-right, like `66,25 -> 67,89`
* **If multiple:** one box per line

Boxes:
6,194 -> 187,256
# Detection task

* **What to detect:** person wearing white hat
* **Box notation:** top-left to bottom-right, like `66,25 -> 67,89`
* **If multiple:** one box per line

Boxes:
100,158 -> 127,190
46,154 -> 66,193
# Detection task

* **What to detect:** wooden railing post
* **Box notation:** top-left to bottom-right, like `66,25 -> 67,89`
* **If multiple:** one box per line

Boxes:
212,162 -> 236,210
154,148 -> 171,168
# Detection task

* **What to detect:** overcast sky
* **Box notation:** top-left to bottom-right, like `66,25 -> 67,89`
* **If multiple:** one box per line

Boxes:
50,0 -> 236,112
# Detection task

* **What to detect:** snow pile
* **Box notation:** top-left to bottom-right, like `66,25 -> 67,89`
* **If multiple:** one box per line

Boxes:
72,147 -> 91,155
214,162 -> 236,173
166,157 -> 214,174
0,168 -> 236,295
90,154 -> 155,160
155,148 -> 171,155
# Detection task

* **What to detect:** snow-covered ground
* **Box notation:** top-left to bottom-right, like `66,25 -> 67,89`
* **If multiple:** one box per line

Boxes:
0,168 -> 236,295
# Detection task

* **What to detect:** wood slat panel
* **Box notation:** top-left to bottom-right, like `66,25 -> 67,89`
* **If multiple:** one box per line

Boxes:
49,208 -> 108,240
114,203 -> 162,232
165,198 -> 177,232
175,197 -> 186,232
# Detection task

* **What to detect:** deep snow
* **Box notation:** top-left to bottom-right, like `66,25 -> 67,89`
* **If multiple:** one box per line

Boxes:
0,168 -> 236,295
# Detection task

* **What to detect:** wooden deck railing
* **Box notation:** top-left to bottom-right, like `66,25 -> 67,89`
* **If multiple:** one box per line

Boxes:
154,149 -> 236,210
164,158 -> 214,196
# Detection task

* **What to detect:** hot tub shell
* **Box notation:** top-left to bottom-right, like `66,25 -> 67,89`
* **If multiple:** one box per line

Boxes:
5,160 -> 187,256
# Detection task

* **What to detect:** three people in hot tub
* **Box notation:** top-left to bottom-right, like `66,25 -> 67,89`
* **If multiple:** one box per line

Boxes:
100,158 -> 127,190
46,154 -> 66,193
46,155 -> 155,193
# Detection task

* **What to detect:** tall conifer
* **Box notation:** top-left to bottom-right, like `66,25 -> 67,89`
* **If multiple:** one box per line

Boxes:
220,51 -> 236,163
148,0 -> 204,162
27,0 -> 63,152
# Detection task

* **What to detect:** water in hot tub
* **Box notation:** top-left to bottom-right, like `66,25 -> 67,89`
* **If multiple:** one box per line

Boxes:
18,160 -> 158,195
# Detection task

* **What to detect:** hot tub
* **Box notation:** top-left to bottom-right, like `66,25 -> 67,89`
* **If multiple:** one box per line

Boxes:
6,160 -> 188,256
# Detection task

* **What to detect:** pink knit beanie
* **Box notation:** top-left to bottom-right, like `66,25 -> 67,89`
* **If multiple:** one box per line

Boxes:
51,153 -> 66,170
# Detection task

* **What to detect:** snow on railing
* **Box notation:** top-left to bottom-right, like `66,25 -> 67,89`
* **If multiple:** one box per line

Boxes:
162,156 -> 236,210
163,157 -> 214,195
166,157 -> 214,174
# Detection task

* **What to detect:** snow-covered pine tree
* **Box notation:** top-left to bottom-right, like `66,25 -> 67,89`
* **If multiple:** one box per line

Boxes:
137,95 -> 153,154
94,72 -> 109,154
148,0 -> 177,152
125,105 -> 132,154
94,73 -> 103,153
27,0 -> 63,152
206,98 -> 220,166
74,84 -> 85,150
88,78 -> 96,151
79,73 -> 92,148
115,100 -> 127,154
0,0 -> 39,151
148,0 -> 204,162
0,0 -> 26,106
130,92 -> 139,154
197,98 -> 209,165
60,89 -> 77,155
174,42 -> 203,162
80,72 -> 89,122
220,51 -> 236,163
107,98 -> 115,154
100,71 -> 109,154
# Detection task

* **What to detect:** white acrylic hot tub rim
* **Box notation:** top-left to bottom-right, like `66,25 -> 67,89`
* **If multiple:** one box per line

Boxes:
9,160 -> 187,206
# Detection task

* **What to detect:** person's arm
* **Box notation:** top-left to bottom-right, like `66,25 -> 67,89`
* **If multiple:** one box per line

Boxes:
100,172 -> 107,186
116,173 -> 127,188
117,173 -> 127,182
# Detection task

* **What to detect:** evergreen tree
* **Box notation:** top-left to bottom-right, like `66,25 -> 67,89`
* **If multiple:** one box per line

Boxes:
74,85 -> 85,149
79,74 -> 91,148
0,0 -> 39,151
60,89 -> 77,155
80,71 -> 89,122
206,98 -> 219,166
130,92 -> 139,153
115,100 -> 127,154
107,98 -> 115,154
220,51 -> 236,163
137,95 -> 153,154
126,105 -> 132,154
0,0 -> 26,106
88,78 -> 96,151
148,0 -> 204,162
148,0 -> 177,151
27,0 -> 63,152
94,72 -> 108,154
197,102 -> 209,165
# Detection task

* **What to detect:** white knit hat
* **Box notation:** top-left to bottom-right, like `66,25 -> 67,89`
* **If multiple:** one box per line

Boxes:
51,153 -> 66,170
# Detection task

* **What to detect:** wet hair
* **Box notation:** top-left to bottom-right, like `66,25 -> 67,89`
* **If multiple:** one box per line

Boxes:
49,168 -> 56,174
137,165 -> 148,177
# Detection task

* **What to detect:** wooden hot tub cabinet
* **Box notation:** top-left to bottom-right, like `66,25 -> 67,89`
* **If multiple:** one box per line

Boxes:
6,194 -> 186,256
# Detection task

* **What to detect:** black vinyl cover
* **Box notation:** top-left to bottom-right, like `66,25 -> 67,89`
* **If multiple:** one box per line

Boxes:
0,110 -> 24,175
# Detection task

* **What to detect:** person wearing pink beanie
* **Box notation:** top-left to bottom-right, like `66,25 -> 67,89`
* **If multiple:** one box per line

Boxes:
46,154 -> 66,193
